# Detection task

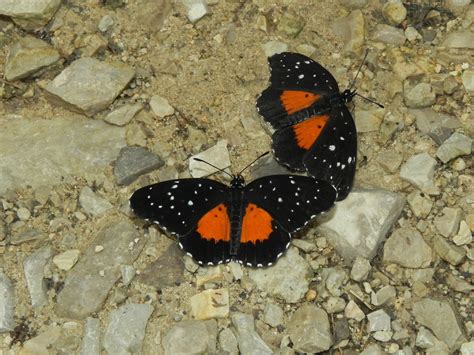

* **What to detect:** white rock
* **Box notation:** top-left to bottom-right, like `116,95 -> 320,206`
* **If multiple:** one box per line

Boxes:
400,152 -> 438,194
184,0 -> 209,23
436,132 -> 472,163
149,95 -> 175,117
0,271 -> 15,332
382,0 -> 407,25
190,288 -> 229,320
79,317 -> 100,355
367,309 -> 391,332
53,249 -> 80,271
462,70 -> 474,93
344,300 -> 365,321
98,15 -> 114,32
189,140 -> 231,178
79,186 -> 113,216
461,341 -> 474,355
350,256 -> 371,281
262,41 -> 288,57
453,221 -> 472,246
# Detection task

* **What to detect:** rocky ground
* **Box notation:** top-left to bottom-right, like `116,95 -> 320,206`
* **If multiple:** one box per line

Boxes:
0,0 -> 473,354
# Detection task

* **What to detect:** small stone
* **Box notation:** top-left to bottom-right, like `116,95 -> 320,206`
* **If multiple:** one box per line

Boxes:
114,146 -> 164,185
163,320 -> 217,354
372,285 -> 396,306
120,265 -> 136,286
404,83 -> 436,108
416,326 -> 437,348
227,262 -> 243,281
405,26 -> 422,42
354,109 -> 384,133
262,41 -> 288,58
187,125 -> 208,151
80,317 -> 101,355
434,207 -> 462,237
291,239 -> 316,253
462,70 -> 474,93
382,0 -> 407,26
103,304 -> 154,354
461,341 -> 474,355
79,187 -> 113,216
231,313 -> 272,355
0,270 -> 15,332
98,14 -> 114,32
23,246 -> 53,308
149,95 -> 175,117
407,190 -> 433,218
263,303 -> 284,328
383,227 -> 433,268
433,235 -> 465,266
400,153 -> 438,193
345,300 -> 365,321
277,10 -> 306,38
53,249 -> 80,271
367,309 -> 391,332
436,132 -> 472,163
331,10 -> 365,53
350,256 -> 371,282
5,36 -> 60,81
446,274 -> 474,293
21,327 -> 62,354
190,288 -> 229,320
219,328 -> 238,354
443,76 -> 459,95
442,31 -> 474,49
372,330 -> 393,342
360,344 -> 385,355
104,103 -> 143,126
16,207 -> 31,221
0,0 -> 61,29
45,58 -> 135,116
320,267 -> 348,297
323,297 -> 346,313
287,304 -> 333,353
453,221 -> 472,246
376,150 -> 403,174
94,245 -> 104,253
183,0 -> 209,24
372,24 -> 406,45
189,140 -> 231,178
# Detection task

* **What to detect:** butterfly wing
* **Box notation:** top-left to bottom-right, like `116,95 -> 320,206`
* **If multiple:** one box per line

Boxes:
235,175 -> 337,266
129,179 -> 232,265
303,106 -> 357,201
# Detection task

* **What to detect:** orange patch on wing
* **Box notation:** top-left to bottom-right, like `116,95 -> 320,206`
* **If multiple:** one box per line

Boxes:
196,204 -> 230,243
280,90 -> 320,115
241,203 -> 273,244
293,114 -> 329,150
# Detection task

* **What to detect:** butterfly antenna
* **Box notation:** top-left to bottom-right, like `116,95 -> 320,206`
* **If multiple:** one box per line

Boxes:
193,157 -> 234,179
355,93 -> 384,108
238,151 -> 270,175
349,49 -> 369,90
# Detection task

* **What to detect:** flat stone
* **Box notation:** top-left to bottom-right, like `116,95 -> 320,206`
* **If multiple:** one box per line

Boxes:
372,24 -> 406,45
0,0 -> 61,29
404,83 -> 436,108
412,298 -> 466,351
138,243 -> 185,289
104,103 -> 143,126
163,320 -> 217,355
360,343 -> 386,355
331,10 -> 365,53
98,14 -> 114,32
189,140 -> 231,178
405,26 -> 422,42
416,326 -> 437,348
0,117 -> 125,195
20,327 -> 62,354
149,95 -> 175,117
79,186 -> 113,216
382,0 -> 407,25
190,288 -> 229,320
462,70 -> 474,93
16,207 -> 31,221
55,219 -> 144,319
323,296 -> 346,313
103,304 -> 153,354
461,342 -> 474,355
436,132 -> 472,163
453,221 -> 472,246
219,328 -> 238,354
350,256 -> 371,281
10,228 -> 47,245
79,317 -> 100,355
23,245 -> 53,308
231,313 -> 272,355
433,235 -> 465,266
276,10 -> 306,38
400,153 -> 438,194
5,36 -> 60,81
0,270 -> 15,332
446,274 -> 474,293
183,0 -> 209,24
376,150 -> 403,173
383,227 -> 433,268
287,304 -> 333,353
442,31 -> 474,49
434,207 -> 462,237
248,247 -> 312,303
367,309 -> 391,332
114,146 -> 164,185
407,190 -> 433,218
263,303 -> 284,328
45,57 -> 135,116
354,109 -> 384,133
412,108 -> 461,134
344,300 -> 365,321
372,285 -> 396,306
319,267 -> 348,297
316,188 -> 405,263
262,41 -> 288,58
53,249 -> 80,271
228,262 -> 243,281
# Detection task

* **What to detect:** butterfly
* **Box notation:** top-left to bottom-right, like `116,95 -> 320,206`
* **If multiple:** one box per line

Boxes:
257,52 -> 360,201
129,173 -> 337,267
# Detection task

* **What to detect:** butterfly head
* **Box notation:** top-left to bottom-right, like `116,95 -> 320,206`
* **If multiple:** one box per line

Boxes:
341,89 -> 356,104
230,174 -> 245,189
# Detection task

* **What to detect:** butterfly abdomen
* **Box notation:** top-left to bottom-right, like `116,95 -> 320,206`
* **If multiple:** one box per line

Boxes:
229,188 -> 245,256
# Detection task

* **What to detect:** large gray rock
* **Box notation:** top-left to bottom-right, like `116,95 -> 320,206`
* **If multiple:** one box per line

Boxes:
23,246 -> 53,308
412,298 -> 466,351
0,270 -> 15,332
162,320 -> 217,355
436,132 -> 472,163
45,58 -> 135,116
383,227 -> 433,268
0,116 -> 125,195
114,146 -> 164,185
0,0 -> 61,29
5,36 -> 60,81
248,247 -> 312,303
103,304 -> 154,355
287,304 -> 333,353
79,318 -> 100,355
231,313 -> 272,355
316,189 -> 405,263
55,219 -> 144,319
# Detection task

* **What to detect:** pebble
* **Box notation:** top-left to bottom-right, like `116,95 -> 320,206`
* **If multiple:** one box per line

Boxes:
354,109 -> 384,133
323,296 -> 346,313
446,274 -> 474,293
407,190 -> 433,218
162,319 -> 217,354
79,187 -> 113,216
372,285 -> 396,306
16,207 -> 31,221
416,326 -> 437,348
120,265 -> 136,286
263,303 -> 284,328
183,0 -> 209,24
196,266 -> 224,287
382,0 -> 407,26
287,304 -> 333,353
344,300 -> 365,321
10,228 -> 47,245
0,270 -> 15,332
443,76 -> 459,95
104,103 -> 143,126
5,36 -> 60,81
291,239 -> 316,253
350,256 -> 371,281
219,328 -> 238,354
190,288 -> 229,320
114,146 -> 164,185
453,221 -> 472,246
400,152 -> 438,194
45,58 -> 135,116
319,267 -> 348,297
433,235 -> 465,266
372,330 -> 393,342
434,207 -> 462,237
20,327 -> 62,354
376,150 -> 403,174
276,10 -> 306,38
189,140 -> 231,178
227,261 -> 243,281
331,10 -> 365,53
436,132 -> 472,163
262,41 -> 288,57
367,309 -> 391,332
462,70 -> 474,93
442,31 -> 474,49
461,342 -> 474,355
98,14 -> 114,32
79,317 -> 101,355
149,95 -> 175,117
231,313 -> 272,355
103,304 -> 154,354
53,249 -> 80,271
55,219 -> 144,319
0,0 -> 61,29
248,247 -> 312,303
404,83 -> 436,108
383,227 -> 433,268
412,108 -> 460,141
23,246 -> 53,308
372,24 -> 406,45
316,188 -> 405,262
412,298 -> 466,351
405,26 -> 422,42
0,117 -> 125,195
